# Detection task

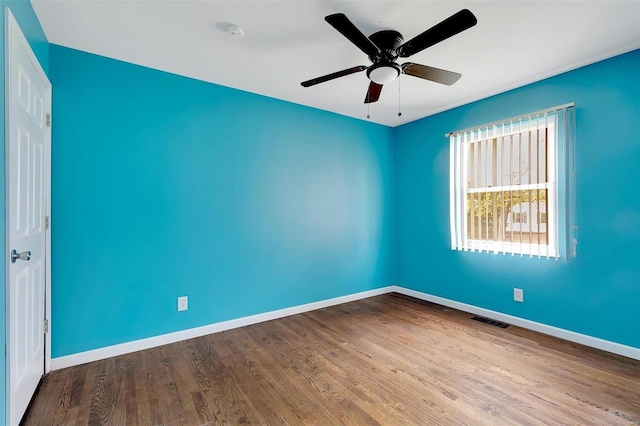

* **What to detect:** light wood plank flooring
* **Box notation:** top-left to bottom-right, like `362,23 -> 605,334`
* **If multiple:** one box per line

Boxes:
23,293 -> 640,425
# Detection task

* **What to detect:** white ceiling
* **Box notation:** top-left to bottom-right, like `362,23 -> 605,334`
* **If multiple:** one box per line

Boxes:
32,1 -> 640,127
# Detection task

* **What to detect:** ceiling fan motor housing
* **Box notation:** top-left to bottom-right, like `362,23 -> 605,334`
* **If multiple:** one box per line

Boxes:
365,30 -> 405,84
368,30 -> 404,63
366,30 -> 404,84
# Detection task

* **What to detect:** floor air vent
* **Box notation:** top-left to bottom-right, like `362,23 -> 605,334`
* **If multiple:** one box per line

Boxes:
471,316 -> 510,328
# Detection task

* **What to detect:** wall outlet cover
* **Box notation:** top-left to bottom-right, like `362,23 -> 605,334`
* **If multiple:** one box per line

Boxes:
178,296 -> 188,311
514,288 -> 524,303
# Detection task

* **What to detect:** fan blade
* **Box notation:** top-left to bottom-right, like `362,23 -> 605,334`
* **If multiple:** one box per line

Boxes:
301,66 -> 368,87
325,13 -> 381,58
364,81 -> 383,104
398,9 -> 477,58
401,63 -> 462,85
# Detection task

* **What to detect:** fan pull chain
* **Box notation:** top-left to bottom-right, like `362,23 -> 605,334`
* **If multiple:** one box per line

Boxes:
367,101 -> 370,119
398,75 -> 402,117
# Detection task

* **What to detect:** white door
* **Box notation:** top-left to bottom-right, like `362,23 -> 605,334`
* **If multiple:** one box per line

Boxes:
6,9 -> 51,426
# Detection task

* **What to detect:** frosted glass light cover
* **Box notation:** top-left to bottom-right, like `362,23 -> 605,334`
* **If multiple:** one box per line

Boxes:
369,66 -> 399,85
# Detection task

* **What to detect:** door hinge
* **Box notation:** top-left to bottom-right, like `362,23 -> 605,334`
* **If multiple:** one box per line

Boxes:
46,113 -> 51,128
44,319 -> 49,334
45,215 -> 50,230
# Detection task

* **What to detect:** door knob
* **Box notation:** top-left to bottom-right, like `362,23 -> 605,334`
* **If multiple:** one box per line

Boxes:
11,249 -> 31,263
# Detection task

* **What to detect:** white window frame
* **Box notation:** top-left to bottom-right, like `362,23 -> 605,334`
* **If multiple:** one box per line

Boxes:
449,103 -> 576,259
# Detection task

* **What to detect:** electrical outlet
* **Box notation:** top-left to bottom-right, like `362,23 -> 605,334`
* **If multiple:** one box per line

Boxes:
178,296 -> 188,312
514,288 -> 524,303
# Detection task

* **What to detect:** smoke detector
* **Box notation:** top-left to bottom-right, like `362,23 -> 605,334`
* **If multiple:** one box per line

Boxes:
227,25 -> 244,40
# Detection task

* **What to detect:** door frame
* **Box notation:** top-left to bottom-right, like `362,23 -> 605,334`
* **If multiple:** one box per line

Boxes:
4,7 -> 52,424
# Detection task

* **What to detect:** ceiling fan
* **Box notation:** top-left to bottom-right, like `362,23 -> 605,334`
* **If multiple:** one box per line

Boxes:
301,9 -> 477,104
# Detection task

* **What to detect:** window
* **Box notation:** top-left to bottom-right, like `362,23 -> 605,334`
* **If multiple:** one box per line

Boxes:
512,212 -> 528,224
449,104 -> 576,259
537,212 -> 547,224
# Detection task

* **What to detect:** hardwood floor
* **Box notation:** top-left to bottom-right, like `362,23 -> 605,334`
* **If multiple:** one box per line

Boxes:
23,293 -> 640,425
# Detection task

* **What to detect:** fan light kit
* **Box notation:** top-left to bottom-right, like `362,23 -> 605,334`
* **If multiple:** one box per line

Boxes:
301,10 -> 477,105
368,63 -> 400,85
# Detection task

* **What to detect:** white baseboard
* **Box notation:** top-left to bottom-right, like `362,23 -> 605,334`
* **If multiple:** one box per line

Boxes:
50,286 -> 395,370
52,284 -> 639,370
393,286 -> 640,361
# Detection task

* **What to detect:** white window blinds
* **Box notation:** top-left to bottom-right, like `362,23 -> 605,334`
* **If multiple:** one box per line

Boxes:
449,103 -> 576,259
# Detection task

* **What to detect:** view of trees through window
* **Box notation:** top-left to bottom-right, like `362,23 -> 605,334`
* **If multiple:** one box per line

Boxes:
465,126 -> 551,247
466,189 -> 548,245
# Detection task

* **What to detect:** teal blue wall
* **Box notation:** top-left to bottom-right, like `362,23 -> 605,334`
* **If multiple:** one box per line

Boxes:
393,50 -> 640,348
48,45 -> 394,357
1,1 -> 48,421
